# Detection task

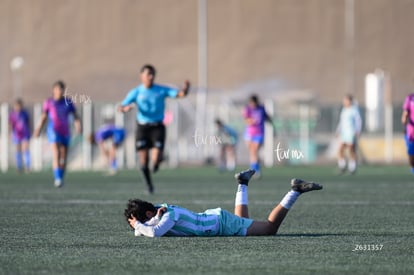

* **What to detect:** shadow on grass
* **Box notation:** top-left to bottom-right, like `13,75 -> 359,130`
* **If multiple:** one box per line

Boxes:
276,233 -> 348,238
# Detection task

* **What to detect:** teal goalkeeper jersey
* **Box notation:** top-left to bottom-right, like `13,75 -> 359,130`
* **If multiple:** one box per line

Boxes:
121,84 -> 178,124
134,204 -> 221,237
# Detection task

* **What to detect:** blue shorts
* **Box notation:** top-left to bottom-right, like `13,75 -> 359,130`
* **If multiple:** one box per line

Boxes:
217,209 -> 253,236
244,132 -> 264,145
405,135 -> 414,156
47,130 -> 70,147
13,134 -> 30,144
113,130 -> 125,147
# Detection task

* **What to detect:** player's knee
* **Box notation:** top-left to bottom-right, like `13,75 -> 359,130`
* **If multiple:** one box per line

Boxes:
266,221 -> 279,235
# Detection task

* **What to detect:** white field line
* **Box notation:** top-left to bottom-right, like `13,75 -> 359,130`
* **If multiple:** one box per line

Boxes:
0,199 -> 413,206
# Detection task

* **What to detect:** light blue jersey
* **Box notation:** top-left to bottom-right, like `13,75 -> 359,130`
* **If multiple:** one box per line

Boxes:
133,204 -> 253,237
121,84 -> 178,124
218,125 -> 238,145
337,105 -> 362,144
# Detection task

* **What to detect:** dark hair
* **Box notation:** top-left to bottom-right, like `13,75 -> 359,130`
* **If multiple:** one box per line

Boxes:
124,199 -> 156,223
249,94 -> 259,105
15,98 -> 23,106
140,64 -> 156,76
345,94 -> 354,103
215,118 -> 223,125
53,80 -> 66,91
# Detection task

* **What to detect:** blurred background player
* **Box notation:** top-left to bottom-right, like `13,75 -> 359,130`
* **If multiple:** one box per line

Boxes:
9,98 -> 31,173
34,81 -> 81,187
90,124 -> 126,175
402,93 -> 414,174
215,118 -> 238,172
243,94 -> 273,178
118,64 -> 190,194
336,94 -> 362,174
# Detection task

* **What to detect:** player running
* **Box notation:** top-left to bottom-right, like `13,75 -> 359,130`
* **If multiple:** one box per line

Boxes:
124,169 -> 322,237
90,124 -> 126,175
9,98 -> 31,173
243,94 -> 273,178
402,93 -> 414,174
336,94 -> 362,174
118,64 -> 190,194
34,81 -> 81,187
215,119 -> 238,172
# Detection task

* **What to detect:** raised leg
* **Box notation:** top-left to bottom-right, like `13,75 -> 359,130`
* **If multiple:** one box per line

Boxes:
234,169 -> 256,218
246,179 -> 323,236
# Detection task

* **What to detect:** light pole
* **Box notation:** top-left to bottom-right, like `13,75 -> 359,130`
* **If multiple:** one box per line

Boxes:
345,0 -> 355,95
196,0 -> 208,158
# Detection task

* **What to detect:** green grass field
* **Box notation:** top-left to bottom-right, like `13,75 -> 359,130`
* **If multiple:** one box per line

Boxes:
1,165 -> 413,275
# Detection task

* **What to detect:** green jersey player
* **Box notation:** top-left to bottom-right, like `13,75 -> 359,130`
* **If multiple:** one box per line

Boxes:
124,169 -> 322,237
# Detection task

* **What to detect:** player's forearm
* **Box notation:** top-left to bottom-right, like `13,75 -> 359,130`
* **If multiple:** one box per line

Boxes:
118,104 -> 134,113
34,114 -> 47,134
133,215 -> 174,237
177,80 -> 190,98
134,221 -> 156,237
402,111 -> 408,125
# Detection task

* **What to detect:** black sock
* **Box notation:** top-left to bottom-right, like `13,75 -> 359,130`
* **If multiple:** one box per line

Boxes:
153,162 -> 160,173
141,167 -> 153,192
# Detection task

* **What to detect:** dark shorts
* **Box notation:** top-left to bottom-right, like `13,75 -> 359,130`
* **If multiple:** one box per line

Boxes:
135,122 -> 166,151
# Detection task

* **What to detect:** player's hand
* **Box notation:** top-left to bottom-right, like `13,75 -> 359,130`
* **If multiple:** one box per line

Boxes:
156,207 -> 167,218
179,80 -> 191,97
118,105 -> 133,113
128,215 -> 137,229
184,80 -> 190,89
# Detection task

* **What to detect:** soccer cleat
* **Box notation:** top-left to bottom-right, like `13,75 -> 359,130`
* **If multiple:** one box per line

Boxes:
147,184 -> 154,195
54,179 -> 64,188
234,169 -> 256,185
291,178 -> 322,193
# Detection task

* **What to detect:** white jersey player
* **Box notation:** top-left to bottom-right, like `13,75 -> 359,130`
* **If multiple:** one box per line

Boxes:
336,95 -> 362,174
124,169 -> 322,237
